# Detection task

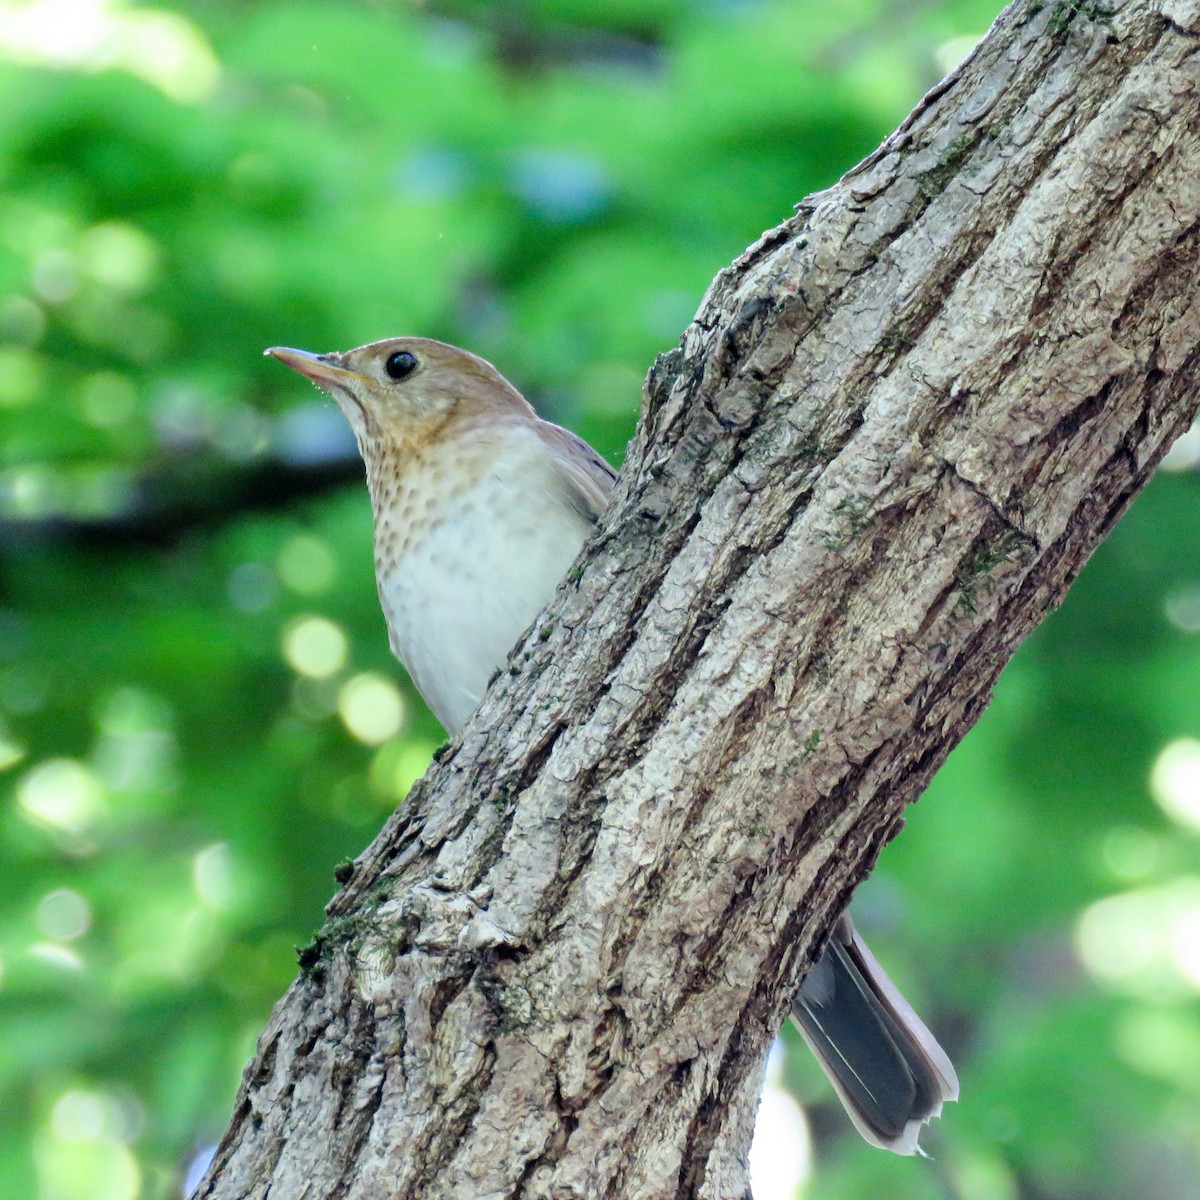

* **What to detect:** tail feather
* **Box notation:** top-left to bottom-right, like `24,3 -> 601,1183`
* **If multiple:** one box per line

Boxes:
791,913 -> 958,1155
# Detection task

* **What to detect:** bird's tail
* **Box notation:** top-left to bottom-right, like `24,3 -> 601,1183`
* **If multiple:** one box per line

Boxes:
791,913 -> 959,1155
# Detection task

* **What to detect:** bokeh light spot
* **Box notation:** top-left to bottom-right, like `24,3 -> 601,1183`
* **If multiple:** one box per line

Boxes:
1115,1007 -> 1200,1086
30,942 -> 84,971
193,842 -> 234,911
290,676 -> 340,722
79,221 -> 158,292
510,148 -> 610,222
934,33 -> 982,73
52,1089 -> 108,1141
1164,586 -> 1200,633
1101,827 -> 1162,883
94,687 -> 178,794
17,758 -> 106,834
35,1129 -> 140,1200
183,1145 -> 217,1195
162,907 -> 224,978
117,9 -> 218,103
0,0 -> 218,104
1150,738 -> 1200,832
1160,420 -> 1200,471
950,1151 -> 1019,1200
1,464 -> 60,518
227,562 -> 277,613
37,888 -> 93,941
396,145 -> 469,201
277,534 -> 336,595
0,346 -> 45,406
282,616 -> 347,678
0,729 -> 26,770
78,371 -> 138,428
1077,878 -> 1200,994
1168,903 -> 1200,989
749,1042 -> 810,1199
371,738 -> 440,799
0,293 -> 46,344
1077,891 -> 1164,986
211,405 -> 271,462
31,247 -> 77,302
272,403 -> 357,467
338,673 -> 406,745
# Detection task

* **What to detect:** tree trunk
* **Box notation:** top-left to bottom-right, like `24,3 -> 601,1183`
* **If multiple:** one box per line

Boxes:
197,1 -> 1200,1196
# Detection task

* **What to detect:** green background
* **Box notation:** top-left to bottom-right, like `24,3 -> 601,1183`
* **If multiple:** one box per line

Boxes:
1,1 -> 1199,1197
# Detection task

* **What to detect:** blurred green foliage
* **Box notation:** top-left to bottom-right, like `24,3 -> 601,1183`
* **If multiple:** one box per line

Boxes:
1,1 -> 1198,1198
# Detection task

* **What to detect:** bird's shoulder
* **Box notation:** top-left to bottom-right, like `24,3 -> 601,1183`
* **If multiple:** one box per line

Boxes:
532,421 -> 617,526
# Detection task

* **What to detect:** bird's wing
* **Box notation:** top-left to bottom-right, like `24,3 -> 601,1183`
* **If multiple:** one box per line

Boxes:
536,421 -> 618,526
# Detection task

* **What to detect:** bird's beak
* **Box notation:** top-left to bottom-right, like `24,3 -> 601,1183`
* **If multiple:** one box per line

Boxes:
265,346 -> 368,389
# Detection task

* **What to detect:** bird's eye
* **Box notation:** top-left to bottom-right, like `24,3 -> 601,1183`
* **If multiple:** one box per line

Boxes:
384,351 -> 418,381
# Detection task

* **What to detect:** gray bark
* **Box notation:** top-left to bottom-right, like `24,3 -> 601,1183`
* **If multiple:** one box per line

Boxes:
198,1 -> 1200,1196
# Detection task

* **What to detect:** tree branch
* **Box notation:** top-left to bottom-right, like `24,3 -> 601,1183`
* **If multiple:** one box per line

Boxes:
198,1 -> 1200,1196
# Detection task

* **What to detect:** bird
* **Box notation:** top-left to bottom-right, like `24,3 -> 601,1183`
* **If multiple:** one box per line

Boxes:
267,335 -> 959,1154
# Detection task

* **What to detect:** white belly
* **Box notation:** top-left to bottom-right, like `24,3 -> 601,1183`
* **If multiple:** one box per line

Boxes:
375,432 -> 592,733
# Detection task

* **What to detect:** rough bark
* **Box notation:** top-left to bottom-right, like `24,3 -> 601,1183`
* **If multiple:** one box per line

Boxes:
198,2 -> 1200,1197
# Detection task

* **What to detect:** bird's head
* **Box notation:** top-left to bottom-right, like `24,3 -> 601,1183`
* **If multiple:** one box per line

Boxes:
266,336 -> 533,454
